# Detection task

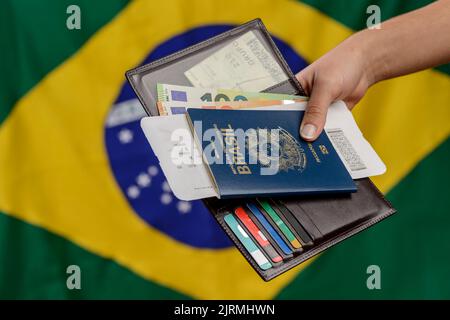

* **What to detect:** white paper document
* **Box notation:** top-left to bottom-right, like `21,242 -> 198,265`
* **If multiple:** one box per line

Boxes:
184,31 -> 288,91
141,115 -> 218,200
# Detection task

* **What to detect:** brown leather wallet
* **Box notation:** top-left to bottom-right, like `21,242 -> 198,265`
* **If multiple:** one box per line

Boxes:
126,18 -> 396,281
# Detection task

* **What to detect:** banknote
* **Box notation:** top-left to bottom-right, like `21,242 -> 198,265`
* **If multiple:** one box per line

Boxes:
184,31 -> 288,91
156,99 -> 307,116
156,83 -> 307,104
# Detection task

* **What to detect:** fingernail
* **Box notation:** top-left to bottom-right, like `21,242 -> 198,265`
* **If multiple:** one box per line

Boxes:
301,124 -> 317,139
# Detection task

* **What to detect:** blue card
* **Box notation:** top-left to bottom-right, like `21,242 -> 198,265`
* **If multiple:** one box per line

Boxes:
246,202 -> 292,256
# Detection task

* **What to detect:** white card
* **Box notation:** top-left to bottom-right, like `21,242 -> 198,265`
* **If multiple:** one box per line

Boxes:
140,115 -> 218,200
184,31 -> 288,91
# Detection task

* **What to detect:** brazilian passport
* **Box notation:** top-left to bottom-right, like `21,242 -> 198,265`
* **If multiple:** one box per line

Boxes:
187,108 -> 357,198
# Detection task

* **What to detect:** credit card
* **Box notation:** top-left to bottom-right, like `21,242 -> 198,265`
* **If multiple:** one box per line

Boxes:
257,199 -> 302,249
271,199 -> 314,246
224,213 -> 272,270
235,207 -> 283,263
246,202 -> 293,255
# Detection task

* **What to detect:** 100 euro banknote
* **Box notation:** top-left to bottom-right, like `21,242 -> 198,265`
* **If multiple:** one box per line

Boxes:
156,83 -> 307,104
156,99 -> 307,115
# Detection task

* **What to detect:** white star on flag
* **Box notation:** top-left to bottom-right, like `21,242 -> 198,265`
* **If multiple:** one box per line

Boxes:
118,128 -> 133,144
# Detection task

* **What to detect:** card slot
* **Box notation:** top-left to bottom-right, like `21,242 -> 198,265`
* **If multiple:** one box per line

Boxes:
243,205 -> 293,261
245,213 -> 292,262
243,206 -> 294,261
255,199 -> 304,253
283,179 -> 386,238
234,207 -> 283,264
248,201 -> 298,254
280,200 -> 324,242
223,213 -> 273,270
244,203 -> 294,258
271,199 -> 314,247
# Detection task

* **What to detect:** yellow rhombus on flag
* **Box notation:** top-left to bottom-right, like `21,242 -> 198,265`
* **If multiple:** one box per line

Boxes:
0,0 -> 449,299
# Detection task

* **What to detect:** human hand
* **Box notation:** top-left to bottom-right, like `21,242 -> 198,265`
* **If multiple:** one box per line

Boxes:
296,33 -> 377,141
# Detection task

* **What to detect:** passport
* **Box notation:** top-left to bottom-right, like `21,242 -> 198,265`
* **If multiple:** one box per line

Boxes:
187,109 -> 357,198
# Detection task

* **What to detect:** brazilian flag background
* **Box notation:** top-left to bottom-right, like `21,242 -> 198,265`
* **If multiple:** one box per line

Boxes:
0,0 -> 449,299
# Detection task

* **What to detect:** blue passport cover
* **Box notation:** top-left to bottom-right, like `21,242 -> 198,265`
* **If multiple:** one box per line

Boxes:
187,109 -> 356,198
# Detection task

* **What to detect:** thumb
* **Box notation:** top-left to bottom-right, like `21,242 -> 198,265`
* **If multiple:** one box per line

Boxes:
300,82 -> 333,141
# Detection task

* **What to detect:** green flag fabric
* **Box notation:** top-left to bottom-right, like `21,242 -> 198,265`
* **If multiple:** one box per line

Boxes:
0,0 -> 449,299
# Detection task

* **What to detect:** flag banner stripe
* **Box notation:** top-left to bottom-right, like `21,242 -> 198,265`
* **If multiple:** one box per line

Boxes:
2,137 -> 448,299
0,212 -> 188,299
0,0 -> 129,125
277,138 -> 450,299
0,0 -> 448,299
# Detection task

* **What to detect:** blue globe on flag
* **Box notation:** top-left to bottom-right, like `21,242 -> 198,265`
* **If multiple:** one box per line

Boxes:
104,25 -> 308,249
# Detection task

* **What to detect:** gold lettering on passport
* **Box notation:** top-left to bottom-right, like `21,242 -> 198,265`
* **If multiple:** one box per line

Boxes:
308,143 -> 321,164
319,145 -> 329,155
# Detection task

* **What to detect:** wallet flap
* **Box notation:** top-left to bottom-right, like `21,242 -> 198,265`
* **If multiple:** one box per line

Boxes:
126,18 -> 306,116
125,18 -> 397,281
